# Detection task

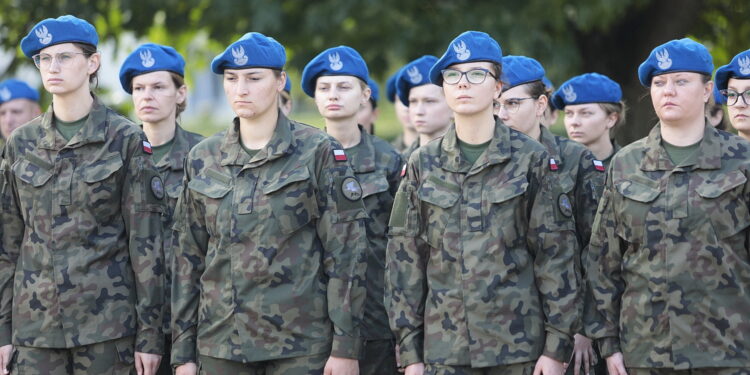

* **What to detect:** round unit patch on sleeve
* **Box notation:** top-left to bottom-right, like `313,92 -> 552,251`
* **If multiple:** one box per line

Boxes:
341,176 -> 363,201
558,193 -> 573,218
151,175 -> 165,200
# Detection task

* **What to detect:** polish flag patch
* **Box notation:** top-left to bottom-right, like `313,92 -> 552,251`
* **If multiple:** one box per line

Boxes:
143,141 -> 153,154
400,163 -> 407,177
593,159 -> 605,172
549,158 -> 558,171
333,149 -> 347,162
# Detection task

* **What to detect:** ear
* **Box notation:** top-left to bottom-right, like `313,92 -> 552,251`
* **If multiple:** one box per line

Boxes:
87,52 -> 101,75
704,80 -> 714,103
362,86 -> 372,104
494,80 -> 503,100
536,95 -> 548,117
176,84 -> 188,105
605,112 -> 617,130
278,71 -> 287,92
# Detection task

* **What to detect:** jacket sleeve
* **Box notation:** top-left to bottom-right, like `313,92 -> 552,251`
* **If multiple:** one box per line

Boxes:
315,143 -> 369,359
586,168 -> 624,358
0,153 -> 22,347
385,156 -> 427,367
526,150 -> 581,362
170,158 -> 207,366
121,134 -> 166,355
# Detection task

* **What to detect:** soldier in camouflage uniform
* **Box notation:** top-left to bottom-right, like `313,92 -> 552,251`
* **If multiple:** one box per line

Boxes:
588,38 -> 750,375
386,31 -> 581,375
497,56 -> 605,375
119,43 -> 205,375
0,15 -> 166,374
302,45 -> 403,375
396,55 -> 453,166
171,33 -> 368,375
0,79 -> 41,156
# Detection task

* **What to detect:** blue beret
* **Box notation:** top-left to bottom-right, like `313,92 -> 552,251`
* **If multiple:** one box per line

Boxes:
0,79 -> 40,104
638,38 -> 713,87
715,49 -> 750,92
713,85 -> 727,105
119,43 -> 185,94
367,78 -> 379,103
211,32 -> 286,74
542,76 -> 554,91
501,55 -> 545,90
429,31 -> 503,86
283,75 -> 292,93
396,55 -> 438,106
551,73 -> 622,109
21,15 -> 98,58
301,46 -> 369,98
386,70 -> 401,103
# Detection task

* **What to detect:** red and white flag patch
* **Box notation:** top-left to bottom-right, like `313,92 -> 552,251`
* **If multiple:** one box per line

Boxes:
593,159 -> 605,172
400,163 -> 407,177
333,149 -> 347,162
549,158 -> 558,171
143,140 -> 153,154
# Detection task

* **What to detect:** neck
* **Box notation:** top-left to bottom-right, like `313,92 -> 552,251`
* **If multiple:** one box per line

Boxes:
527,123 -> 542,142
325,117 -> 362,148
403,126 -> 418,146
660,116 -> 705,146
238,109 -> 279,150
587,136 -> 615,160
143,117 -> 177,146
53,89 -> 93,122
419,127 -> 447,146
739,130 -> 750,143
455,107 -> 495,144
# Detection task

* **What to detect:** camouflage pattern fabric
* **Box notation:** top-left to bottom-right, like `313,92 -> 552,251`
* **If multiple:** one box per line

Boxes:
588,123 -> 750,369
346,125 -> 402,341
0,95 -> 165,354
600,142 -> 621,171
424,360 -> 536,375
150,124 -> 204,334
171,112 -> 368,366
386,120 -> 581,369
401,139 -> 420,167
197,352 -> 328,375
626,367 -> 750,375
12,335 -> 136,374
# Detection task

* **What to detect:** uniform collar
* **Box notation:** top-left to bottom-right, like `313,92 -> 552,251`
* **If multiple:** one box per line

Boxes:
346,125 -> 377,174
39,93 -> 108,150
538,125 -> 563,166
440,117 -> 511,173
219,110 -> 294,167
640,120 -> 721,171
154,124 -> 191,170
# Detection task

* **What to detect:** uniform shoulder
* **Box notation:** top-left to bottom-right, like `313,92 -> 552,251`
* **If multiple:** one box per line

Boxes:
508,126 -> 547,155
187,130 -> 225,159
104,107 -> 140,136
8,116 -> 44,142
370,133 -> 401,158
183,128 -> 206,148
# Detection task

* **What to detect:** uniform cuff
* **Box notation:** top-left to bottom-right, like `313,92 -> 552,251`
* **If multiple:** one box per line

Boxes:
542,330 -> 573,362
330,334 -> 363,359
597,337 -> 621,359
398,331 -> 424,367
171,335 -> 197,367
0,323 -> 11,347
136,329 -> 164,355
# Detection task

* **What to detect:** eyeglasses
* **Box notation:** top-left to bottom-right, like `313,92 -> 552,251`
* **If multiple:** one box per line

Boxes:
494,97 -> 536,114
441,68 -> 497,85
720,89 -> 750,106
32,52 -> 88,69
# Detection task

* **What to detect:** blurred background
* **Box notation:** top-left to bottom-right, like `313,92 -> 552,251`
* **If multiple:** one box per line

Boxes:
1,0 -> 748,144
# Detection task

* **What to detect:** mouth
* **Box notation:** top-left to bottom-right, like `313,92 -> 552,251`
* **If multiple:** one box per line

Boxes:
662,102 -> 677,108
326,105 -> 342,111
735,114 -> 749,120
456,95 -> 472,100
46,78 -> 63,84
139,106 -> 158,112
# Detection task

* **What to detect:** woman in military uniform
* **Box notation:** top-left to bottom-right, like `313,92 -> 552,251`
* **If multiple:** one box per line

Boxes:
119,43 -> 205,375
552,73 -> 626,170
302,45 -> 402,375
386,31 -> 581,375
395,55 -> 453,165
715,49 -> 750,139
588,38 -> 750,375
171,33 -> 369,375
0,15 -> 166,374
497,56 -> 605,375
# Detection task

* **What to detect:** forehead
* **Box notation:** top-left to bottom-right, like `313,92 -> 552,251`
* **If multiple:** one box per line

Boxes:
565,103 -> 601,112
132,70 -> 174,85
39,42 -> 81,55
499,84 -> 529,99
316,75 -> 361,85
653,71 -> 703,80
224,67 -> 274,76
409,83 -> 443,98
447,61 -> 494,71
728,77 -> 750,90
0,98 -> 34,111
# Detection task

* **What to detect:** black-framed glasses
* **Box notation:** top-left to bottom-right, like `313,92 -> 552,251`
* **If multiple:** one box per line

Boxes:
441,68 -> 497,85
494,97 -> 536,114
32,52 -> 88,69
720,89 -> 750,106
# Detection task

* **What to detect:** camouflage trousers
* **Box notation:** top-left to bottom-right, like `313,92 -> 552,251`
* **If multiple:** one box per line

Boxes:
360,338 -> 399,375
197,352 -> 328,375
12,335 -> 135,374
424,361 -> 536,375
628,368 -> 750,375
